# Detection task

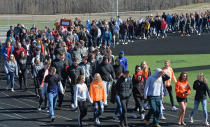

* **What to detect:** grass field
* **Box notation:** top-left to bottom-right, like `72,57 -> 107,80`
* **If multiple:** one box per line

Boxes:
124,54 -> 210,111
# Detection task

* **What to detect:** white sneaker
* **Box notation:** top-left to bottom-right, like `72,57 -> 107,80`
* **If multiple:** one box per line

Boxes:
132,113 -> 137,119
95,118 -> 101,126
171,106 -> 178,111
160,115 -> 166,120
189,116 -> 193,123
11,88 -> 14,92
113,115 -> 119,120
124,42 -> 128,45
131,40 -> 134,42
162,106 -> 165,111
140,114 -> 145,120
38,108 -> 41,111
205,121 -> 209,126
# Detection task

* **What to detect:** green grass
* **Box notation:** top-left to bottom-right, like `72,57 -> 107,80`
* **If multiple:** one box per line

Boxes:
0,20 -> 55,30
171,2 -> 210,10
124,54 -> 210,111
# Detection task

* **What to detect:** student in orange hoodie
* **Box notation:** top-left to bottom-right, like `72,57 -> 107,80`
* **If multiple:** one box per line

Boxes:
89,73 -> 106,126
175,72 -> 191,126
162,60 -> 178,111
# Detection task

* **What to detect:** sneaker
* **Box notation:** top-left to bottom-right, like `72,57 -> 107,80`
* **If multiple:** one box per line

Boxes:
11,88 -> 14,92
171,106 -> 178,111
132,113 -> 137,119
116,42 -> 119,45
140,114 -> 145,120
122,42 -> 125,45
205,121 -> 209,126
162,106 -> 165,111
51,116 -> 55,122
153,124 -> 161,127
189,116 -> 193,123
124,42 -> 128,45
113,115 -> 119,120
131,40 -> 134,42
37,108 -> 41,111
144,120 -> 150,126
160,115 -> 166,120
95,119 -> 101,126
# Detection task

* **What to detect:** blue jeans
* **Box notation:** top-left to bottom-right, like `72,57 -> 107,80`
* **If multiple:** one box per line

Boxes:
190,99 -> 208,120
7,72 -> 15,88
115,95 -> 122,115
48,92 -> 58,117
145,96 -> 161,125
94,101 -> 104,120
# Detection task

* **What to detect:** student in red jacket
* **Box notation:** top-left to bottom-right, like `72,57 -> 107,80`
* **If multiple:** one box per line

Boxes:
161,18 -> 167,38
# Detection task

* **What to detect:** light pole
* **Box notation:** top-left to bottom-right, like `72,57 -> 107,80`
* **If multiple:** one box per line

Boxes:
116,0 -> 119,17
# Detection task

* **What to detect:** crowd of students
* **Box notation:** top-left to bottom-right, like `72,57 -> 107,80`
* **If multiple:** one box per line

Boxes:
1,11 -> 210,127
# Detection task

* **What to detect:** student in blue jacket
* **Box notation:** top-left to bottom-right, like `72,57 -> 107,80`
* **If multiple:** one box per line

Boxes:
117,51 -> 128,71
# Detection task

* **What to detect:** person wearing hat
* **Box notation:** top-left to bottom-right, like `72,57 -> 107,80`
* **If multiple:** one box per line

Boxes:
96,56 -> 115,105
117,51 -> 128,71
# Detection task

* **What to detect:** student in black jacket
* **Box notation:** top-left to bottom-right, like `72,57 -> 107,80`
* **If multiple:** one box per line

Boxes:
17,51 -> 28,90
116,70 -> 133,127
189,73 -> 210,126
96,56 -> 115,104
51,51 -> 69,108
67,58 -> 84,104
132,65 -> 146,120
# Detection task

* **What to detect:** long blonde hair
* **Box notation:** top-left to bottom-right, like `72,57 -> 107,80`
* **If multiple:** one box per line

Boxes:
8,54 -> 16,64
197,73 -> 207,83
94,73 -> 102,82
141,61 -> 148,72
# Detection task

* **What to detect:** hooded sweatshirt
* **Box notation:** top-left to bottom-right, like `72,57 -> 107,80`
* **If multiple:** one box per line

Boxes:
89,80 -> 106,102
144,68 -> 164,97
175,79 -> 191,98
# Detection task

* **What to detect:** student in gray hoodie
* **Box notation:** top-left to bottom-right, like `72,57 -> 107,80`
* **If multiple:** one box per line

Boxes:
4,54 -> 18,92
144,68 -> 164,127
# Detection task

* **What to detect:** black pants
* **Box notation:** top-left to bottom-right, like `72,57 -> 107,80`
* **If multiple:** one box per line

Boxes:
70,83 -> 74,103
34,77 -> 40,96
133,94 -> 144,114
58,80 -> 66,107
18,69 -> 28,89
78,101 -> 88,126
166,86 -> 174,107
120,98 -> 129,126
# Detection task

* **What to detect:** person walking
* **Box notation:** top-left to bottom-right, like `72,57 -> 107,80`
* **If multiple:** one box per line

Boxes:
89,73 -> 106,126
4,54 -> 18,92
144,68 -> 164,127
73,75 -> 93,127
175,72 -> 191,126
162,60 -> 177,111
115,70 -> 133,127
189,73 -> 210,126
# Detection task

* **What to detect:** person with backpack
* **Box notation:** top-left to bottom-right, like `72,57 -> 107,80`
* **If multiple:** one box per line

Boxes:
189,73 -> 210,126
